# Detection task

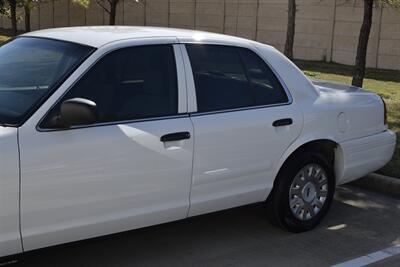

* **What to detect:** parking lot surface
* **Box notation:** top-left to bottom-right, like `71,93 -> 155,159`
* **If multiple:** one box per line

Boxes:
15,185 -> 400,267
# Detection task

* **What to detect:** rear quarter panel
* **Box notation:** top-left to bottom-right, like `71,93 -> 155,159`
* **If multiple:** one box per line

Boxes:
314,91 -> 385,141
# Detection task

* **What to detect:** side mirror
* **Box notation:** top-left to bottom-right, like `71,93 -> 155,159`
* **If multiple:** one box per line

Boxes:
60,98 -> 98,127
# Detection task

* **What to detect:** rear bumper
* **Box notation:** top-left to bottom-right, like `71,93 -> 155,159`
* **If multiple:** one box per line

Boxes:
336,130 -> 396,185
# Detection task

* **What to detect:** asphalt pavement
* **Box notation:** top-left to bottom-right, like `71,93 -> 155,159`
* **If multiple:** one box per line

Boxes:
14,185 -> 400,267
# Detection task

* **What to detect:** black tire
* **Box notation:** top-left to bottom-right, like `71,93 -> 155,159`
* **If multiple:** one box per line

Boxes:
266,151 -> 335,233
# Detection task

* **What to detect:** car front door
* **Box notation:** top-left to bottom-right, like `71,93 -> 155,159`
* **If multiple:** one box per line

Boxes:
19,40 -> 194,251
182,44 -> 303,216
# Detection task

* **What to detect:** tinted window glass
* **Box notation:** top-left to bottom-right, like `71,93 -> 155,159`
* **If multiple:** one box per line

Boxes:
186,44 -> 288,112
239,49 -> 288,105
43,45 -> 178,128
0,37 -> 93,126
185,45 -> 253,112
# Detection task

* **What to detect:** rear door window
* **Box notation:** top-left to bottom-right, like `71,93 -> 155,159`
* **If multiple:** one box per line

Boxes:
185,45 -> 253,112
185,44 -> 289,113
239,48 -> 289,106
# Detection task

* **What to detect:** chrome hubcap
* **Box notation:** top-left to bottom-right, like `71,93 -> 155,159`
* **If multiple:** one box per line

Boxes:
289,164 -> 328,221
302,182 -> 317,202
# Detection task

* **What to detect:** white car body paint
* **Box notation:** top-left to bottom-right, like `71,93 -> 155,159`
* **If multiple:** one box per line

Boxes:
0,27 -> 396,258
187,104 -> 303,217
0,127 -> 21,257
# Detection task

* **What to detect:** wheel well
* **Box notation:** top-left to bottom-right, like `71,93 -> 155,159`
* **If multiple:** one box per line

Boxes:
292,140 -> 337,166
275,140 -> 339,186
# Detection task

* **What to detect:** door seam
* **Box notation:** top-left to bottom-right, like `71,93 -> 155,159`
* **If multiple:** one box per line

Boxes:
186,117 -> 196,218
16,128 -> 24,252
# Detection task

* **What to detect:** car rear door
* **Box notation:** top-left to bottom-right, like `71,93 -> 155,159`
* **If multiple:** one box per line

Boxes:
181,43 -> 303,216
18,40 -> 194,251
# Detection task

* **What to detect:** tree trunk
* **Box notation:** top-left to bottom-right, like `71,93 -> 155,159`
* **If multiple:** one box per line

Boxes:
9,0 -> 17,35
24,4 -> 31,32
109,0 -> 117,25
352,0 -> 373,87
284,0 -> 296,60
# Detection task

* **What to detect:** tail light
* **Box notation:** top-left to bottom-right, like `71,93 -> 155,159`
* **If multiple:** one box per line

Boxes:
380,96 -> 388,125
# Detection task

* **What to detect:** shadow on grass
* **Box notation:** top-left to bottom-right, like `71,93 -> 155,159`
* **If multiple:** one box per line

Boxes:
294,60 -> 400,84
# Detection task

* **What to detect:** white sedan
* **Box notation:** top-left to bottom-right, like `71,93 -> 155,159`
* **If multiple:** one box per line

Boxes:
0,27 -> 396,259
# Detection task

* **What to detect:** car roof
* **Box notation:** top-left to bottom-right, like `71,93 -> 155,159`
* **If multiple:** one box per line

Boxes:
22,26 -> 259,48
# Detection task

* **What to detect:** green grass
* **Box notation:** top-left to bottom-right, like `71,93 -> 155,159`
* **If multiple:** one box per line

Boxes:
296,60 -> 400,178
0,29 -> 14,45
0,35 -> 10,44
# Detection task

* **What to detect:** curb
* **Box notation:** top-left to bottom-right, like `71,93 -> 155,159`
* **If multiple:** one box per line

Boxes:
350,173 -> 400,199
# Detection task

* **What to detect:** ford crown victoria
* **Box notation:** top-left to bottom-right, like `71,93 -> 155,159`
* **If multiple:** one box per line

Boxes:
0,27 -> 396,259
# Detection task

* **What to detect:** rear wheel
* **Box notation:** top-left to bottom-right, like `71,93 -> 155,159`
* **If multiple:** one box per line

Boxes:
267,151 -> 335,232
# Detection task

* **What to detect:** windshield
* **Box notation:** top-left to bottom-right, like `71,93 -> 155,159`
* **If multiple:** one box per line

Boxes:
0,37 -> 94,126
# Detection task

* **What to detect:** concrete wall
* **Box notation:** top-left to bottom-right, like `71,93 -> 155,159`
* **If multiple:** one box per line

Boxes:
1,0 -> 399,70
